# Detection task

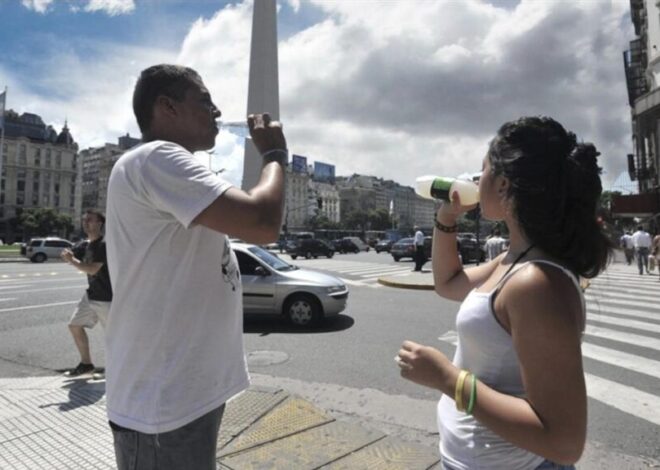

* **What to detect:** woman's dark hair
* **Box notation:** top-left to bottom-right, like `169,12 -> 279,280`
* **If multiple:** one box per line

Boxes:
84,209 -> 106,227
488,116 -> 612,278
132,64 -> 201,133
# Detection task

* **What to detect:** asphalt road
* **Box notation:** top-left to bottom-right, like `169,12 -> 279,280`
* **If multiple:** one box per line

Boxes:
0,252 -> 658,468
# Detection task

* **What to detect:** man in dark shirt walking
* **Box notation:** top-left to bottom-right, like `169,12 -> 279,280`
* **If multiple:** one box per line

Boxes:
61,210 -> 113,377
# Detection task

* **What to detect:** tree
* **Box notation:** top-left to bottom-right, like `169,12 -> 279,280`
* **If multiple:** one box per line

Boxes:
18,208 -> 74,238
367,208 -> 391,231
343,210 -> 369,230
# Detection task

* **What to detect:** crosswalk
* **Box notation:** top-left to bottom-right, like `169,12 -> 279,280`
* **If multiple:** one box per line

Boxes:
278,254 -> 414,287
439,263 -> 660,428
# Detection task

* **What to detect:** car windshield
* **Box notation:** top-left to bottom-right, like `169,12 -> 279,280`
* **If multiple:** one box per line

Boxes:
247,246 -> 297,271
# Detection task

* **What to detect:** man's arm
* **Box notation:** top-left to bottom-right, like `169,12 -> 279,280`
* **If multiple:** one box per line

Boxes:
193,114 -> 287,244
60,249 -> 103,275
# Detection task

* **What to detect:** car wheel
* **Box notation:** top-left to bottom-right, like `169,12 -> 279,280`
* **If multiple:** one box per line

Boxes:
313,255 -> 318,259
291,255 -> 297,260
305,251 -> 312,259
32,253 -> 47,263
393,256 -> 400,262
284,294 -> 322,327
327,251 -> 334,258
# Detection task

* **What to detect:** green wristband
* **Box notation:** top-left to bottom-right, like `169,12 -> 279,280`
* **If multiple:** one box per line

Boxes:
466,374 -> 477,415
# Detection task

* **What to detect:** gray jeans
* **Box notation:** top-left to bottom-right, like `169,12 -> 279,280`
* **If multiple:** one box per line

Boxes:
110,405 -> 225,470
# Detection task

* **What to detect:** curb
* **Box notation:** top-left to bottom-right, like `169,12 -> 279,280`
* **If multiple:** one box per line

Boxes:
377,277 -> 435,290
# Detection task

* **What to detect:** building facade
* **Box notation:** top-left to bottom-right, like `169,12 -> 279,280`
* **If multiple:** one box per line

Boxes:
81,133 -> 140,212
0,111 -> 81,242
620,0 -> 660,223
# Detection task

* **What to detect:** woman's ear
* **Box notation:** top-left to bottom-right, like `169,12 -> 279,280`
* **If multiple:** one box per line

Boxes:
496,175 -> 510,196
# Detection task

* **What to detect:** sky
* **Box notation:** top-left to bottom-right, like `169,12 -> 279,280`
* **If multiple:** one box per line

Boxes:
0,0 -> 636,191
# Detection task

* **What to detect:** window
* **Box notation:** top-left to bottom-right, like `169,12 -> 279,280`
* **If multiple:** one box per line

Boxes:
235,251 -> 263,276
34,149 -> 41,166
45,154 -> 51,167
55,152 -> 62,168
45,240 -> 71,248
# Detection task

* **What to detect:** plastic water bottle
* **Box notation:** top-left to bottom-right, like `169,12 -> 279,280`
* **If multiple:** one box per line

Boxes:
415,175 -> 479,205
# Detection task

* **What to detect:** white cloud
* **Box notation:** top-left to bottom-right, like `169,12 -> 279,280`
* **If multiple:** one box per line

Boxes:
84,0 -> 135,16
6,0 -> 635,191
20,0 -> 54,13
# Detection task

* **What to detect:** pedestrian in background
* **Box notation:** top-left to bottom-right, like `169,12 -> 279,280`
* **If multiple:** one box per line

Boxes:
413,226 -> 426,272
105,64 -> 287,470
397,117 -> 611,469
620,231 -> 634,265
651,232 -> 660,279
60,210 -> 112,378
484,228 -> 507,261
631,225 -> 652,275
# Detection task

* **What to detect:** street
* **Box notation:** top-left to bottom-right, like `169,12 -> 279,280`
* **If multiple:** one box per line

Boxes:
0,252 -> 658,468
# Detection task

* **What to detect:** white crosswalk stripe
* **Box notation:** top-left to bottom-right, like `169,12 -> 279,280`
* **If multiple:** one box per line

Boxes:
436,262 -> 660,428
279,255 -> 413,287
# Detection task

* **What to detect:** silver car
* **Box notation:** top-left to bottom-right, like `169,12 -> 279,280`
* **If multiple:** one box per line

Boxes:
231,242 -> 349,327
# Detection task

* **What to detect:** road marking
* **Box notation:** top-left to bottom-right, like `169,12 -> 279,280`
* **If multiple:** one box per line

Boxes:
585,326 -> 660,352
0,285 -> 29,290
0,298 -> 17,302
585,373 -> 660,427
581,343 -> 660,380
0,285 -> 87,295
587,313 -> 660,333
0,301 -> 78,313
585,302 -> 659,321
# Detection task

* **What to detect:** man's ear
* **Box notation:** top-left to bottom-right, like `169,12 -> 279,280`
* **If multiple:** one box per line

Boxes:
154,95 -> 178,120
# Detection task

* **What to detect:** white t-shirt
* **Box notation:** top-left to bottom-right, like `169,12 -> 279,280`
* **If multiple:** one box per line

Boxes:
632,230 -> 652,249
485,236 -> 506,260
414,231 -> 424,246
105,140 -> 249,434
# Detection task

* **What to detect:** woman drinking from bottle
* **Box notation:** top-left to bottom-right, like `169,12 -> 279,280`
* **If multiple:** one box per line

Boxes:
396,117 -> 612,470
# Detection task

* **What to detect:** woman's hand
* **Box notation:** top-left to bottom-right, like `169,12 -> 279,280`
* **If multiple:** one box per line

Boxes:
396,340 -> 456,393
436,191 -> 478,225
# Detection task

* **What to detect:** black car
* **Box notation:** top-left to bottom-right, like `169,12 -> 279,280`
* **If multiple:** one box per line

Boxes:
375,239 -> 393,253
331,238 -> 360,254
391,237 -> 432,261
457,233 -> 485,263
287,239 -> 335,260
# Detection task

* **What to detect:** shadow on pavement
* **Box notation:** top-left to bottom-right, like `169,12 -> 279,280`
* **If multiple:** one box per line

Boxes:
244,314 -> 354,335
39,375 -> 105,412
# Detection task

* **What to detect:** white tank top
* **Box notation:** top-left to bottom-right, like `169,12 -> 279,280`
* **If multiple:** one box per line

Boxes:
437,260 -> 585,470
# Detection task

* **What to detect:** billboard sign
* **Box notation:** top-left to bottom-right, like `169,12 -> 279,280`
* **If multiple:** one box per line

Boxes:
292,154 -> 307,173
313,161 -> 335,184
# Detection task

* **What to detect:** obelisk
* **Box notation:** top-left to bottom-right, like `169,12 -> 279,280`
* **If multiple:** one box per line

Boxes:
242,0 -> 280,190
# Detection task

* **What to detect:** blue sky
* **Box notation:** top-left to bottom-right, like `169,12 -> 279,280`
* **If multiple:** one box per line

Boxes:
0,0 -> 634,189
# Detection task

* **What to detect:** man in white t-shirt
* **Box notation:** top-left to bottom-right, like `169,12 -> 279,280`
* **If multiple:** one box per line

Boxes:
105,64 -> 287,470
620,231 -> 634,265
413,226 -> 426,271
485,229 -> 507,261
631,225 -> 652,275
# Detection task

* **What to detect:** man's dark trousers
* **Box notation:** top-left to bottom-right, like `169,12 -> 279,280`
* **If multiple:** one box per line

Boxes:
414,246 -> 425,271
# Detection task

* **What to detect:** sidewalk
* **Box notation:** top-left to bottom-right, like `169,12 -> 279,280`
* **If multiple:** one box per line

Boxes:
0,375 -> 442,469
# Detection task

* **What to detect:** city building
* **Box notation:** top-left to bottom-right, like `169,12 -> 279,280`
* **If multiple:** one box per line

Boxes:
0,110 -> 81,242
310,180 -> 340,224
336,174 -> 436,231
80,133 -> 140,212
284,163 -> 312,232
619,0 -> 660,225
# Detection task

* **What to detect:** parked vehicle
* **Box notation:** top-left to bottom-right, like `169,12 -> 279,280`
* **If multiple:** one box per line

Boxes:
391,237 -> 432,261
24,237 -> 73,263
375,239 -> 393,253
331,238 -> 359,254
232,242 -> 348,327
343,237 -> 370,252
286,238 -> 334,260
457,232 -> 485,263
